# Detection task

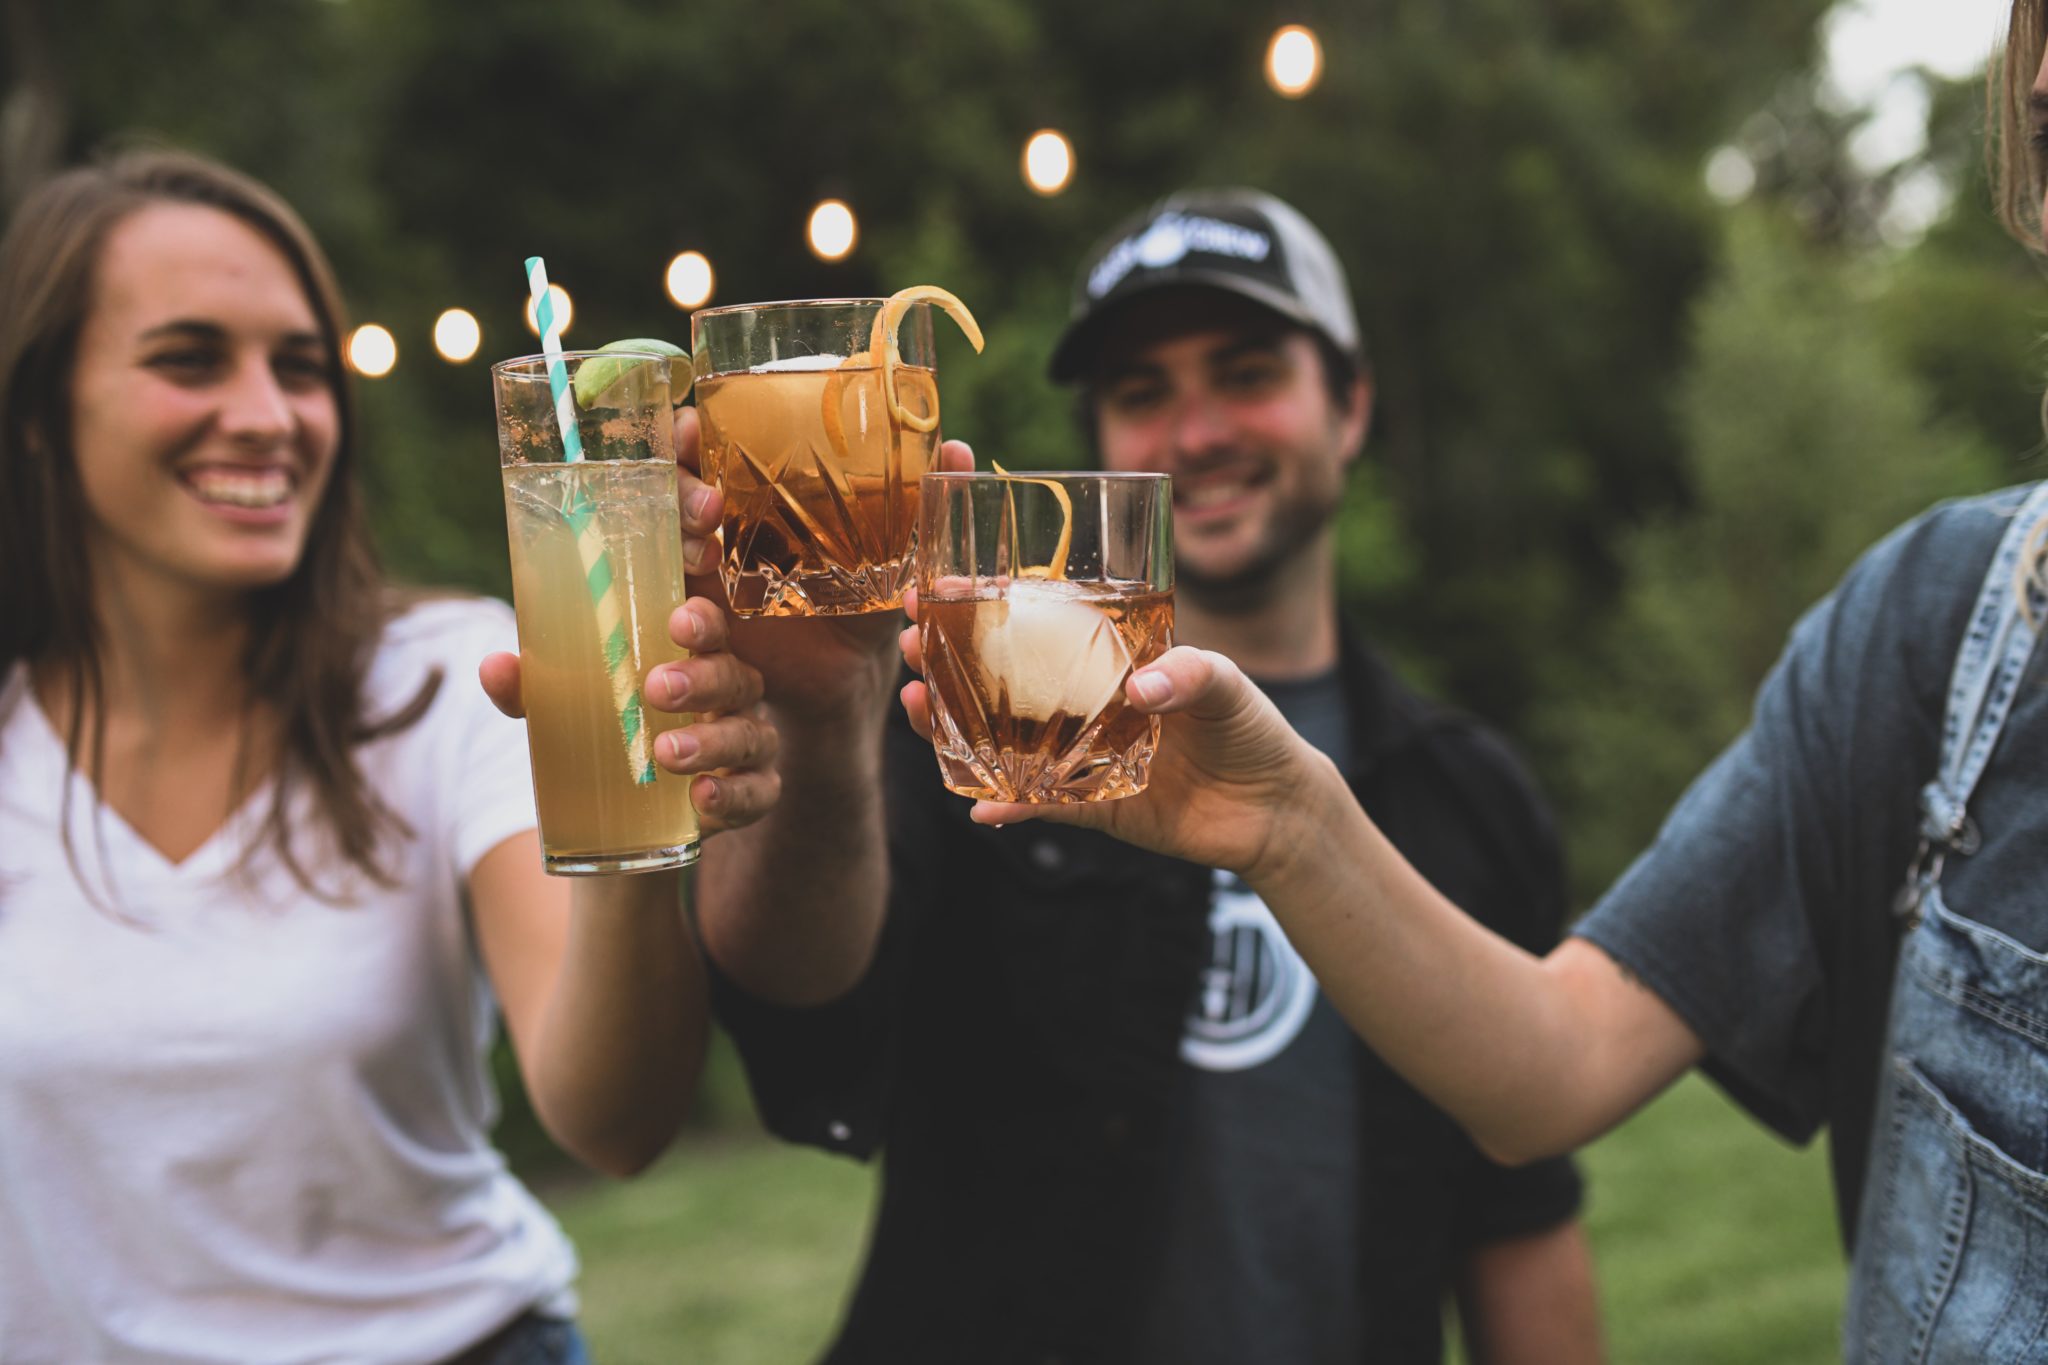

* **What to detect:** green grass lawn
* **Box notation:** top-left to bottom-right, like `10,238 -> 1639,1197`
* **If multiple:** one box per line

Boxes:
543,1071 -> 1845,1363
541,1135 -> 871,1364
1571,1075 -> 1844,1364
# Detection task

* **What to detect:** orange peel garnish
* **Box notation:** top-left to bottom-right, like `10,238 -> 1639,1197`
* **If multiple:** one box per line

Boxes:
891,365 -> 940,428
816,286 -> 980,461
820,367 -> 853,461
818,360 -> 939,463
992,461 -> 1072,581
869,285 -> 984,433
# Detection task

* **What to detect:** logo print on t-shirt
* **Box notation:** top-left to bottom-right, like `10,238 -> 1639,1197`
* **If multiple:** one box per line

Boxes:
1180,868 -> 1318,1072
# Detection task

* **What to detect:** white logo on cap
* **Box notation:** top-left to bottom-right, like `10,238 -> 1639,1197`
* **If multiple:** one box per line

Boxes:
1087,212 -> 1274,300
1136,218 -> 1190,268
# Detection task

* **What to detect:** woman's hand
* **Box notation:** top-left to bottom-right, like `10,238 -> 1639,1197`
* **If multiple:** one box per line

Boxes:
899,596 -> 1339,883
479,595 -> 779,836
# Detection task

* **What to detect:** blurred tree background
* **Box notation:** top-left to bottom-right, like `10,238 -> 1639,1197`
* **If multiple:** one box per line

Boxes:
6,0 -> 2044,1350
12,0 -> 2038,912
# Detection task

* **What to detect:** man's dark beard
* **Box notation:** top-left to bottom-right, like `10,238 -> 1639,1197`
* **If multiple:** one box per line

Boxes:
1175,494 -> 1338,615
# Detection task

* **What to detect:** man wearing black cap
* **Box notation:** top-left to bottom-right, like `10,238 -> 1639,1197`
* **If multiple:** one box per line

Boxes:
701,189 -> 1604,1363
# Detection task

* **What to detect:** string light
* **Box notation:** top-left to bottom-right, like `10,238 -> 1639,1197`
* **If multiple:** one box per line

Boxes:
432,308 -> 481,363
1022,130 -> 1075,196
522,284 -> 574,337
666,251 -> 715,308
1265,24 -> 1323,97
807,200 -> 858,261
351,67 -> 1344,370
347,324 -> 397,377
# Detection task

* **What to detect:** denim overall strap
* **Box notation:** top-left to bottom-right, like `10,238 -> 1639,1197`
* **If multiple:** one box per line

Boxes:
1894,483 -> 2048,925
1849,484 -> 2048,1364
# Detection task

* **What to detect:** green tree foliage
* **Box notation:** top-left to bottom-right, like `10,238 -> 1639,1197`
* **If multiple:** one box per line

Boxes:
1202,0 -> 1834,717
1716,66 -> 2048,463
1536,209 -> 2005,899
1873,73 -> 2048,465
16,0 -> 1837,720
23,0 -> 376,251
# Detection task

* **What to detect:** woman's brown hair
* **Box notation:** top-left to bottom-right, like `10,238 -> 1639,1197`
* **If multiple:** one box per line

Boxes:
0,146 -> 437,900
1982,2 -> 2048,621
1993,0 -> 2048,249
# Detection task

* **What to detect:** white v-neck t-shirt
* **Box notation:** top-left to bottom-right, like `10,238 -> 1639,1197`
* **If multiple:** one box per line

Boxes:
0,597 -> 577,1364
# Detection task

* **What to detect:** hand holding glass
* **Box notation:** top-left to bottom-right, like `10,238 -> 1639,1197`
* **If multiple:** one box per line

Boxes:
492,351 -> 700,874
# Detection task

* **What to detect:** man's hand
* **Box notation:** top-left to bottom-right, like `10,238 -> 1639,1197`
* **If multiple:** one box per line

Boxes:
668,410 -> 972,1004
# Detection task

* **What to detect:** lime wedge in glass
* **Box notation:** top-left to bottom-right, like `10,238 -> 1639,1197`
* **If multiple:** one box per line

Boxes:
574,338 -> 690,408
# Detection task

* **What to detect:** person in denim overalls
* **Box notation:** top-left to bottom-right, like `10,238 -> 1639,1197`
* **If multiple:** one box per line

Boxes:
1846,486 -> 2048,1356
892,5 -> 2048,1358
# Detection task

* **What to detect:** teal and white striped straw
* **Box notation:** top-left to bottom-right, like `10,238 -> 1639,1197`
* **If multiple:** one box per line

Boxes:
524,256 -> 656,785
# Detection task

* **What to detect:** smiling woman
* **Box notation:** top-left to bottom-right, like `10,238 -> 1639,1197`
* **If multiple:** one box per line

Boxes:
0,148 -> 777,1364
0,152 -> 392,885
70,204 -> 341,601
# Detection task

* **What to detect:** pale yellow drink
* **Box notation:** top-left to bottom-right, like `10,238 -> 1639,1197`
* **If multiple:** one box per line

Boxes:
503,459 -> 699,872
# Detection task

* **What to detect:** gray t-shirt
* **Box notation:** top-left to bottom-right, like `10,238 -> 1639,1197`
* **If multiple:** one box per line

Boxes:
1574,485 -> 2048,1239
1136,668 -> 1365,1365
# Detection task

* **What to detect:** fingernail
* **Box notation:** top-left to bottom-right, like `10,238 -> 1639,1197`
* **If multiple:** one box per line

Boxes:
682,539 -> 709,571
664,670 -> 690,706
686,487 -> 716,520
665,732 -> 699,766
1131,671 -> 1171,706
695,776 -> 720,806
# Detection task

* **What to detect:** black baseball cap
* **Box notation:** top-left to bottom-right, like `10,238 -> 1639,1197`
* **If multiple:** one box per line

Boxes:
1048,187 -> 1365,384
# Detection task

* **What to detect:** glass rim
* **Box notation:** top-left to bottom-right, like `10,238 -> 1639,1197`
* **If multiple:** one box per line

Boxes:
690,296 -> 919,321
491,349 -> 677,378
921,470 -> 1171,483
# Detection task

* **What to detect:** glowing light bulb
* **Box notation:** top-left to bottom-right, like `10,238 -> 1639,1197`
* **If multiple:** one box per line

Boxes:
665,251 -> 715,308
432,308 -> 481,363
347,323 -> 397,377
523,284 -> 574,338
1266,24 -> 1323,98
1022,129 -> 1075,196
807,200 -> 858,261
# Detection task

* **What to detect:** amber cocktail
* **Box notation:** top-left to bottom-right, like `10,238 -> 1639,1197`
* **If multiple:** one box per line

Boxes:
693,296 -> 973,617
918,471 -> 1174,803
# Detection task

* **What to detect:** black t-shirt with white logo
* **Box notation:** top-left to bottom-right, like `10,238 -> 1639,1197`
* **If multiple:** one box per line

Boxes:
707,635 -> 1586,1364
1135,668 -> 1365,1364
